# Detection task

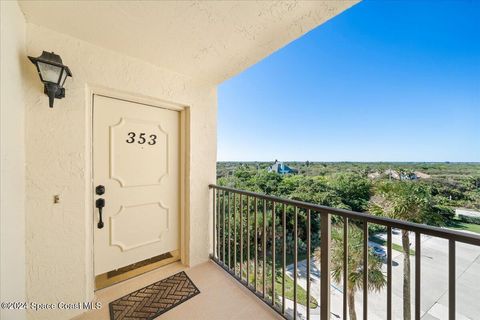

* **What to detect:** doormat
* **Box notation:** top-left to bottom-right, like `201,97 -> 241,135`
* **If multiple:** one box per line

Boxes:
109,271 -> 200,320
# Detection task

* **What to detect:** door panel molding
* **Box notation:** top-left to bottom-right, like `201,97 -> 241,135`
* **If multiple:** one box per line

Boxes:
109,117 -> 169,187
110,202 -> 169,251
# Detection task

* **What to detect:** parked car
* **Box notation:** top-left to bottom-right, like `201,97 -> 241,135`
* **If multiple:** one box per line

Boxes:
372,246 -> 387,259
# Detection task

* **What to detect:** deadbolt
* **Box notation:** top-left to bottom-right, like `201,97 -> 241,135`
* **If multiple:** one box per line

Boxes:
95,185 -> 105,195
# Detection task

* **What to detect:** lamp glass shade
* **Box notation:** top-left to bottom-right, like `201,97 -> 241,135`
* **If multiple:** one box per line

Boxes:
37,61 -> 62,83
59,68 -> 69,86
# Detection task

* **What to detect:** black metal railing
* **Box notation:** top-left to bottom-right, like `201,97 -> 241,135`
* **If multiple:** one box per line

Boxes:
209,184 -> 480,320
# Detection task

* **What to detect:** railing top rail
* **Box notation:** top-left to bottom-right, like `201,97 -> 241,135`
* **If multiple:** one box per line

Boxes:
210,184 -> 480,246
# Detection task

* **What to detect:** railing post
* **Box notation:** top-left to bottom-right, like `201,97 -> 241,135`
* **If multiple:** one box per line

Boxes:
254,198 -> 258,289
343,218 -> 349,320
282,203 -> 286,315
306,209 -> 311,320
223,191 -> 226,263
320,213 -> 331,320
240,194 -> 243,279
263,200 -> 267,297
387,226 -> 392,320
234,194 -> 237,275
217,190 -> 221,262
294,207 -> 298,319
449,240 -> 456,320
272,202 -> 276,306
212,188 -> 216,259
415,232 -> 421,320
363,221 -> 368,320
228,192 -> 231,269
247,196 -> 250,287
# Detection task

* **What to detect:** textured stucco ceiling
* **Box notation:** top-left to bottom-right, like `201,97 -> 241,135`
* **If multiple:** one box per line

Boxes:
19,0 -> 359,84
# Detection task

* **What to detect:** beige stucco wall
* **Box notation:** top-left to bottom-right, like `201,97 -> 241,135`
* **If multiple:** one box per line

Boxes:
24,24 -> 216,320
0,1 -> 27,320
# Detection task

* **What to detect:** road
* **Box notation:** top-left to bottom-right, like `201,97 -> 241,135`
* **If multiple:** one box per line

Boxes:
283,231 -> 480,320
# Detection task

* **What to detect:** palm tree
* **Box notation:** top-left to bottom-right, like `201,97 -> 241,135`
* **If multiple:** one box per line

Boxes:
370,181 -> 431,320
315,223 -> 386,320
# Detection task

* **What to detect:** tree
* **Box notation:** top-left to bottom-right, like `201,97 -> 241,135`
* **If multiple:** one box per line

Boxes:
370,181 -> 432,320
315,224 -> 386,320
329,173 -> 372,212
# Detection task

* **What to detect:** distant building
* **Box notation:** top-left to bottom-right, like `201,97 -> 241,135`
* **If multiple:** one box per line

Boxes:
268,160 -> 298,174
381,169 -> 430,181
384,169 -> 400,180
413,171 -> 431,179
368,172 -> 381,179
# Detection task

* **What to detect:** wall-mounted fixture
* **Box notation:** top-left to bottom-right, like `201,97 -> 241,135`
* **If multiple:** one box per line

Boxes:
28,51 -> 72,108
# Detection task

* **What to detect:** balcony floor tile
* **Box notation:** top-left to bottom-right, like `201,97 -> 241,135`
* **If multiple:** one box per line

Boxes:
73,261 -> 283,320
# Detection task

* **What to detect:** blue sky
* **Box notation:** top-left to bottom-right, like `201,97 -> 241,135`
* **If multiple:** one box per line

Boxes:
217,0 -> 479,162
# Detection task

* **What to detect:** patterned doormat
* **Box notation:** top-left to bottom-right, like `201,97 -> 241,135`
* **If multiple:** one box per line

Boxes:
109,271 -> 200,320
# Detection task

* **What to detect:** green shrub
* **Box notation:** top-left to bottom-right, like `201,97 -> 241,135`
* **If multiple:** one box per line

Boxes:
458,214 -> 480,225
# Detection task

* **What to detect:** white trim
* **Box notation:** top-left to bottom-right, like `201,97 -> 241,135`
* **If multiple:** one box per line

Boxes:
88,85 -> 186,111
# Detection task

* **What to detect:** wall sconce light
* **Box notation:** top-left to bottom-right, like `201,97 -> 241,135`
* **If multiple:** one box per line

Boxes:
28,51 -> 72,108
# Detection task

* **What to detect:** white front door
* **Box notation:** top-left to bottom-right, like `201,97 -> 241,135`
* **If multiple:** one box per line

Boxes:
93,95 -> 180,275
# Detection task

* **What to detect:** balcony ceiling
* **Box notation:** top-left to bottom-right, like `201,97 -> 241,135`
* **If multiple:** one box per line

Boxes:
19,1 -> 358,83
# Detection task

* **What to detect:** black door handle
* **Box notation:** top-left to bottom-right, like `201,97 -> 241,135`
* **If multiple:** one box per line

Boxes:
96,198 -> 105,229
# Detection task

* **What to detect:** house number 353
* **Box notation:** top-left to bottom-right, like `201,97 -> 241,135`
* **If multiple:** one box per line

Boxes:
126,132 -> 157,145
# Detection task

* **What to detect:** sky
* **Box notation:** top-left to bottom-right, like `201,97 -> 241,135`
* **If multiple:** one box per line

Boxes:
217,0 -> 480,162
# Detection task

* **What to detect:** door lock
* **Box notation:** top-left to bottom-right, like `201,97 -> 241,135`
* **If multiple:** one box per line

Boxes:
96,198 -> 105,229
95,185 -> 105,195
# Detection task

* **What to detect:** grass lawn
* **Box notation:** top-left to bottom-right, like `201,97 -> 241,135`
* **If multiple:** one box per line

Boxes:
282,251 -> 319,307
370,235 -> 415,255
246,264 -> 318,308
446,219 -> 480,234
275,270 -> 319,309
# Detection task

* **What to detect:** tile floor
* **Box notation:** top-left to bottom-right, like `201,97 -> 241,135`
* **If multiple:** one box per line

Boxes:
73,261 -> 283,320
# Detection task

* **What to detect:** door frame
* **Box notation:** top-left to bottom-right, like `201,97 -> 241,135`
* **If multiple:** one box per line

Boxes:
86,85 -> 190,294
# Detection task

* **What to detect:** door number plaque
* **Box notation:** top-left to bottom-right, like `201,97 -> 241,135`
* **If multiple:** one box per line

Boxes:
126,132 -> 157,145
